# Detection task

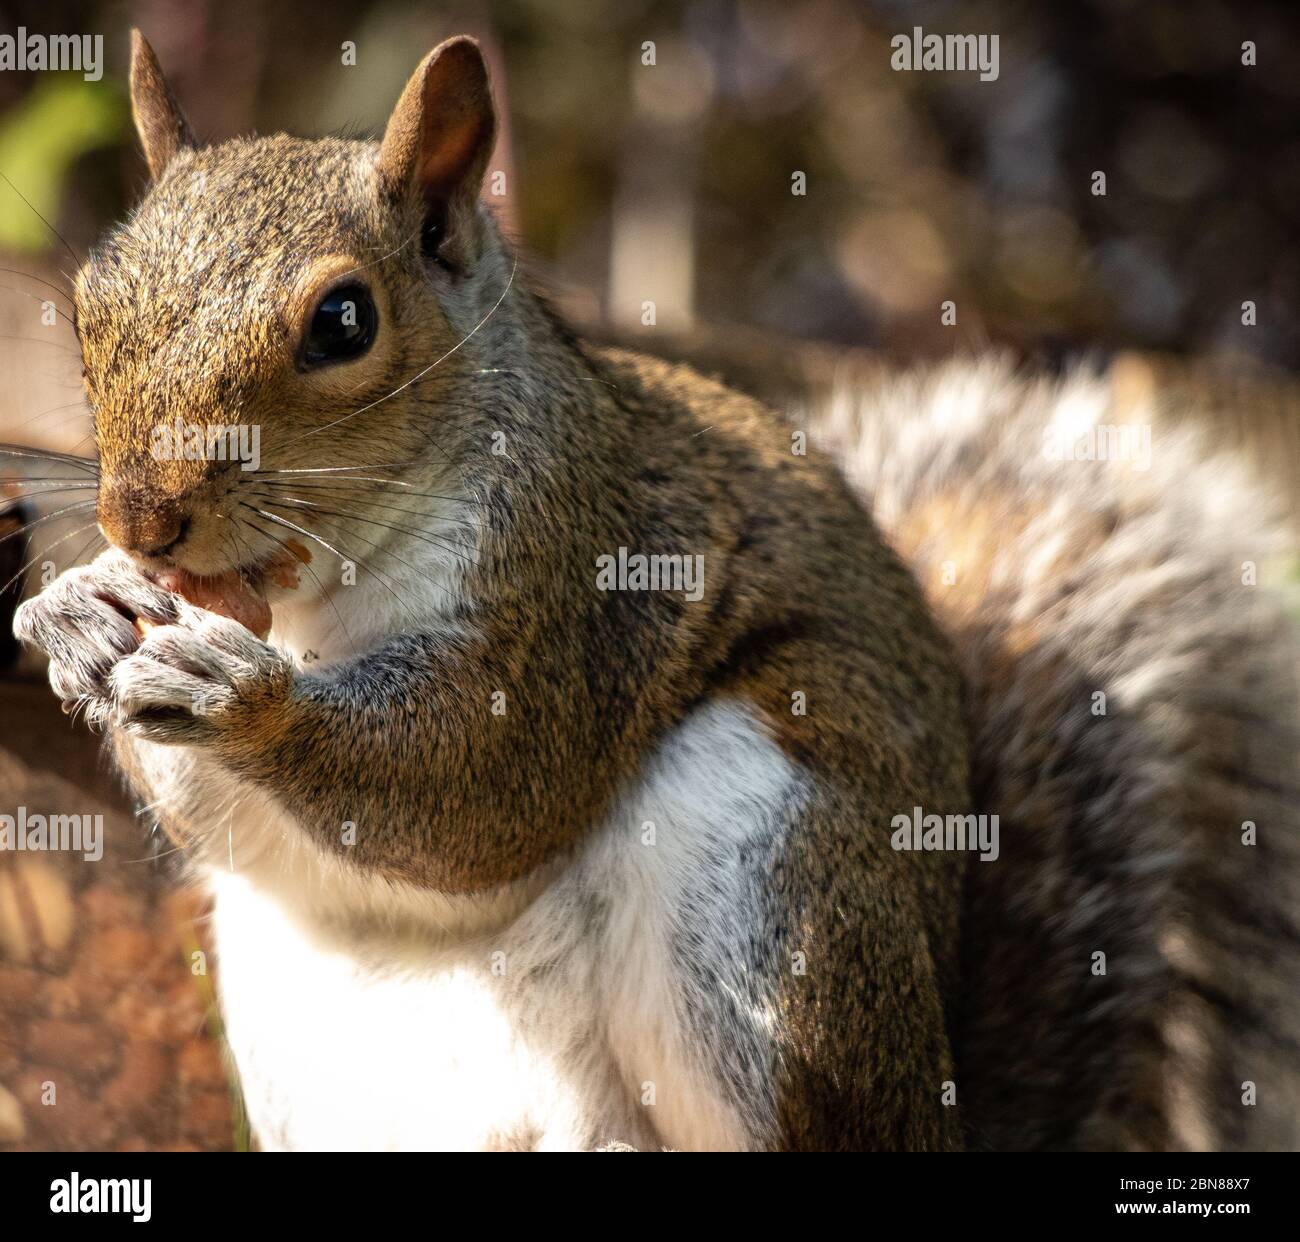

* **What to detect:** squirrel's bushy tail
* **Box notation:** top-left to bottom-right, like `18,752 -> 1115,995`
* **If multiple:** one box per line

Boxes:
817,357 -> 1300,1151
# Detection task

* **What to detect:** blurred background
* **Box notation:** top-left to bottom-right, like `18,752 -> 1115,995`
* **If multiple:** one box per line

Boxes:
2,0 -> 1299,361
0,0 -> 1297,1151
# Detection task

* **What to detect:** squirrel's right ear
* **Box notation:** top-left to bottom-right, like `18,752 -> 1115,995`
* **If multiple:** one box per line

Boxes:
377,36 -> 496,267
129,30 -> 195,179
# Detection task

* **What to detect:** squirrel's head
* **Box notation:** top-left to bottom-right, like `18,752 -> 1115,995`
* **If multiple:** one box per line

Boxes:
77,31 -> 505,578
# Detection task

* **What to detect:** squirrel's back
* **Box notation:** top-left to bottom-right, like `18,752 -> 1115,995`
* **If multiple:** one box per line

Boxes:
815,356 -> 1300,1150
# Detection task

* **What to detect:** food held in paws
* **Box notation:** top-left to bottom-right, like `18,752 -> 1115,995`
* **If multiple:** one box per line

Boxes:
150,569 -> 273,639
142,544 -> 308,640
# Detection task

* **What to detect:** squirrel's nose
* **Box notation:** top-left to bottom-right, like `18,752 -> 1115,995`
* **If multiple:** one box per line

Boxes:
97,484 -> 191,558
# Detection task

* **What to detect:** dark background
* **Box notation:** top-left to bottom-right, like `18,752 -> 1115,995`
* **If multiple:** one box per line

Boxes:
0,0 -> 1296,367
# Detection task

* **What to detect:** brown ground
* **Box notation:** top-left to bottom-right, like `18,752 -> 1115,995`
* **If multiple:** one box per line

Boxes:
0,680 -> 239,1152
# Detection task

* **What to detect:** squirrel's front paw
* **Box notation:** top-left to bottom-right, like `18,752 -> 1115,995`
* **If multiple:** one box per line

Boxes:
108,601 -> 293,744
13,551 -> 179,727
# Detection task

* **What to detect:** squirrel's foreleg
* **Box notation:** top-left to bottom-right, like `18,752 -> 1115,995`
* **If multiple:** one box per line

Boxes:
115,617 -> 620,892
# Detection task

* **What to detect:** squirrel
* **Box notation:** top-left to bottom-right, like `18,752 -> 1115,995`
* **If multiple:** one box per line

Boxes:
12,32 -> 1300,1152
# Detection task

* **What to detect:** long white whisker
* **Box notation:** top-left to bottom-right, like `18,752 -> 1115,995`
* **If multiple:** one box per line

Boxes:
0,443 -> 98,473
280,253 -> 518,448
0,520 -> 101,596
0,499 -> 98,547
265,468 -> 416,485
244,505 -> 425,624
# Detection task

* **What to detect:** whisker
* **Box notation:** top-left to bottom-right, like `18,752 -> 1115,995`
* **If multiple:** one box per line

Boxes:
261,464 -> 420,480
64,527 -> 106,572
259,482 -> 482,532
258,495 -> 479,568
0,170 -> 83,273
234,515 -> 360,660
0,519 -> 100,597
258,465 -> 489,520
0,484 -> 98,505
243,504 -> 426,626
0,499 -> 97,548
0,266 -> 76,307
0,283 -> 77,329
0,332 -> 83,355
259,503 -> 464,612
18,400 -> 90,428
259,477 -> 472,505
0,475 -> 98,485
459,367 -> 617,394
257,445 -> 486,514
330,228 -> 421,282
280,253 -> 518,448
0,443 -> 98,473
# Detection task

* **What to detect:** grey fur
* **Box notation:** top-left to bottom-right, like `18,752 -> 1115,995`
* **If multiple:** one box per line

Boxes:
815,356 -> 1300,1150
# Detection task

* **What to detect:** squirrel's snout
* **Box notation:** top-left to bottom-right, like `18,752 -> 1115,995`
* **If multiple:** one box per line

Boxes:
97,483 -> 191,558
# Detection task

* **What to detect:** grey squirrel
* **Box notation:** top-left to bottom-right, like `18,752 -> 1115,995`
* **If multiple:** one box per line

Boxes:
12,32 -> 1300,1151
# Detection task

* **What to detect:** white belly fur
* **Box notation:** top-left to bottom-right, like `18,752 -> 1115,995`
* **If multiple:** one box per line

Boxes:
206,697 -> 801,1151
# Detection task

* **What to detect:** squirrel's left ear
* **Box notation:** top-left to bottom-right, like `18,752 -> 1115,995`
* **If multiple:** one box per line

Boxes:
129,30 -> 195,179
377,36 -> 497,268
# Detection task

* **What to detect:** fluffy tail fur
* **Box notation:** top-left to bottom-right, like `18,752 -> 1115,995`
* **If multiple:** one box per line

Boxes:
816,357 -> 1300,1151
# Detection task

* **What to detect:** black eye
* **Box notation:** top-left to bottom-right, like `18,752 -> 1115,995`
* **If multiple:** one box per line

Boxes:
303,283 -> 377,366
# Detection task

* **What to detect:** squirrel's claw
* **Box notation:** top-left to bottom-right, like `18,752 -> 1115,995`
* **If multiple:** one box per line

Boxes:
108,601 -> 292,744
12,550 -> 178,727
13,549 -> 293,745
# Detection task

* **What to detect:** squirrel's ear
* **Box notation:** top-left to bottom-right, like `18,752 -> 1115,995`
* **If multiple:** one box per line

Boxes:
129,30 -> 195,179
377,36 -> 496,265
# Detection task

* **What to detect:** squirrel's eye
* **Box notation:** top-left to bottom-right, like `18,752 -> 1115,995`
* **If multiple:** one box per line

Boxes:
303,283 -> 377,366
